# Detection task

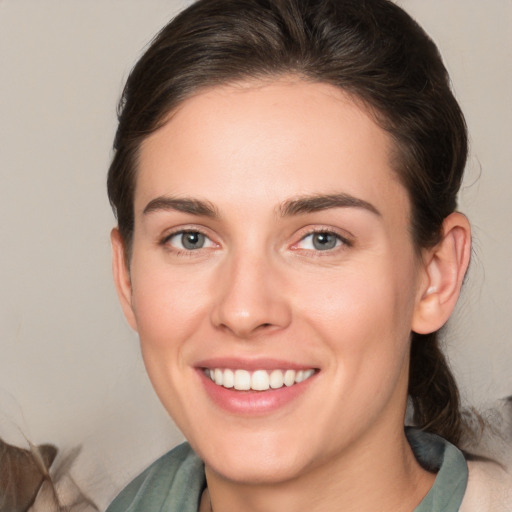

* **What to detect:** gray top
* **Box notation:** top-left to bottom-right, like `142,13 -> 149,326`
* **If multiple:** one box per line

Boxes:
106,428 -> 468,512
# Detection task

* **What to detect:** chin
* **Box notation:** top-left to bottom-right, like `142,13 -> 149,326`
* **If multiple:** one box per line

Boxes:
206,452 -> 308,485
193,428 -> 319,485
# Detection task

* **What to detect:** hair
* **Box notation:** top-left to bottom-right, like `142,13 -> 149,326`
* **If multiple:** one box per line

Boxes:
107,0 -> 468,445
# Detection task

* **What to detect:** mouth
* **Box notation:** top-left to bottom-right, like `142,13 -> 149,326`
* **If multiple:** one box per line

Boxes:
203,368 -> 317,391
198,361 -> 319,415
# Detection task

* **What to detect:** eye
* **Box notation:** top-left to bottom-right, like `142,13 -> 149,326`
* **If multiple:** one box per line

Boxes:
165,230 -> 214,251
296,231 -> 345,251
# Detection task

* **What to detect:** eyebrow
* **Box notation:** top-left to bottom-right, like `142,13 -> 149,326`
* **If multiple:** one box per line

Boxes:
280,193 -> 381,217
143,196 -> 219,218
142,192 -> 380,219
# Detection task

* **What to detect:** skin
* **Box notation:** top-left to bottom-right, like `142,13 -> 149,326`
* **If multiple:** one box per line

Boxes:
112,78 -> 471,511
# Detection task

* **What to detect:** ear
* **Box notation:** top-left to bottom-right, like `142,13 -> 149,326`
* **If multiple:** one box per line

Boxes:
412,212 -> 471,334
111,228 -> 138,332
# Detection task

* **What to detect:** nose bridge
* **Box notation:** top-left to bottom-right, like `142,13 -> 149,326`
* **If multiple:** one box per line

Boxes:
211,242 -> 291,337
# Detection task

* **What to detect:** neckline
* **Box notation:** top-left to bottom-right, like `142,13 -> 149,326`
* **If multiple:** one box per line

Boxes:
406,429 -> 468,511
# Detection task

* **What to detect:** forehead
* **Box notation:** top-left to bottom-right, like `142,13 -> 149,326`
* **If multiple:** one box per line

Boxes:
135,78 -> 409,221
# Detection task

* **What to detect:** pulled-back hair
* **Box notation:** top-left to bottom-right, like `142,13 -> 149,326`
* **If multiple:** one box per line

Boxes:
108,0 -> 468,445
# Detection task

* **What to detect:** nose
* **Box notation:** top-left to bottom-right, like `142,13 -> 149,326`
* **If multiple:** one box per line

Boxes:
210,251 -> 292,339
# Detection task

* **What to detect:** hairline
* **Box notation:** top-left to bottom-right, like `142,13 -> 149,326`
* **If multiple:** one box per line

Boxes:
119,74 -> 420,258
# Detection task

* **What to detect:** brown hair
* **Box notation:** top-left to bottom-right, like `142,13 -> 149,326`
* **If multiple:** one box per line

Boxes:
108,0 -> 468,445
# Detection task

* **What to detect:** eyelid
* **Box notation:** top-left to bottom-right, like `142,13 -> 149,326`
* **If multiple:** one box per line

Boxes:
160,225 -> 219,252
290,226 -> 353,252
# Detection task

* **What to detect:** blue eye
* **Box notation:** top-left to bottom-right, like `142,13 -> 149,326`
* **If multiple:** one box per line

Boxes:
166,231 -> 213,251
297,232 -> 343,251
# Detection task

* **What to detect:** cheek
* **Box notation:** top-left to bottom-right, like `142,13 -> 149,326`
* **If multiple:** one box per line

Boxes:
293,252 -> 418,377
298,261 -> 415,333
129,260 -> 212,352
128,262 -> 212,417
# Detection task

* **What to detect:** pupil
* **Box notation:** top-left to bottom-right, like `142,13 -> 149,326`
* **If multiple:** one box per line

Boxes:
182,232 -> 205,250
313,233 -> 337,250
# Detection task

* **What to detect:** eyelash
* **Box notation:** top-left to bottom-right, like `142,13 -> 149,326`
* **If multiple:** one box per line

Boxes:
292,228 -> 352,254
160,228 -> 216,256
159,227 -> 352,256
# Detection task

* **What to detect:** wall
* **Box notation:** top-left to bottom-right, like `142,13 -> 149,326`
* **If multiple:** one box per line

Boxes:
0,0 -> 510,507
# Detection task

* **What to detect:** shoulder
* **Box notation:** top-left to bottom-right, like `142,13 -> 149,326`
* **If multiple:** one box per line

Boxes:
106,442 -> 205,512
459,397 -> 512,512
460,459 -> 512,512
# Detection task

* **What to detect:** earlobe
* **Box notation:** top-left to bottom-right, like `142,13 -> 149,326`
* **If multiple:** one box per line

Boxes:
111,228 -> 138,332
412,212 -> 471,334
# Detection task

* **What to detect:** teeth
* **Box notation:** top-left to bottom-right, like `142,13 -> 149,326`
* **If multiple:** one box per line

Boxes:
269,369 -> 284,389
223,368 -> 234,388
205,367 -> 316,391
234,369 -> 251,390
284,369 -> 295,387
303,369 -> 315,380
251,370 -> 270,391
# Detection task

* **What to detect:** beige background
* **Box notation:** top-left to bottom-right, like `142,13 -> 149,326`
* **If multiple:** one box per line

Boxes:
0,0 -> 510,507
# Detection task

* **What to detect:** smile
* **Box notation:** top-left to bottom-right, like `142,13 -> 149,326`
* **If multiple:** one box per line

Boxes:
204,368 -> 316,391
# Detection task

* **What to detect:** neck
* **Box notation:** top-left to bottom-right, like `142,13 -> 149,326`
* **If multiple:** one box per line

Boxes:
202,428 -> 435,512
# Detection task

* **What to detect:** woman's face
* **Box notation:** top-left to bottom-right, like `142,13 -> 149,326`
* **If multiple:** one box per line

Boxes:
115,78 -> 429,483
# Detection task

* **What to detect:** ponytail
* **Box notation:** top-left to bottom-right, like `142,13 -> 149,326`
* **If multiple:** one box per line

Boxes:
408,332 -> 463,446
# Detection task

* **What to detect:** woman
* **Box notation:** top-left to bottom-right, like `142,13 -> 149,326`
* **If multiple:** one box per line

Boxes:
105,0 -> 497,510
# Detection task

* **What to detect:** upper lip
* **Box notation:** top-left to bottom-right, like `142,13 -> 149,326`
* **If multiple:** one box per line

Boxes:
195,357 -> 318,371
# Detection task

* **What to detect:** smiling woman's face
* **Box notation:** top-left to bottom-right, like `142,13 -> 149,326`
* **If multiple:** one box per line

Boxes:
113,78 -> 429,484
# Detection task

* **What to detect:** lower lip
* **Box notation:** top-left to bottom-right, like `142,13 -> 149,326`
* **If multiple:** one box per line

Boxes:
198,370 -> 317,416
